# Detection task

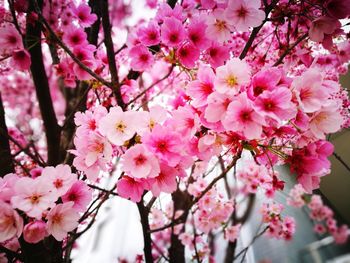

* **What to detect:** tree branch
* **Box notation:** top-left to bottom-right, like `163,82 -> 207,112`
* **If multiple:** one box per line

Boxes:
0,93 -> 14,177
137,201 -> 154,263
100,0 -> 125,109
26,0 -> 61,166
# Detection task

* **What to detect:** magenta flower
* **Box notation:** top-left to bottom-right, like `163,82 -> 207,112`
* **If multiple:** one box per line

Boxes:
149,163 -> 178,196
187,19 -> 210,50
222,92 -> 265,140
205,41 -> 230,68
63,26 -> 88,48
176,42 -> 200,69
142,125 -> 183,167
161,17 -> 186,47
129,44 -> 154,71
62,181 -> 92,212
138,21 -> 161,46
72,3 -> 97,27
10,49 -> 31,71
117,176 -> 148,202
0,24 -> 23,53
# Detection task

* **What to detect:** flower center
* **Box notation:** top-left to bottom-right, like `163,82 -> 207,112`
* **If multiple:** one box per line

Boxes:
116,121 -> 126,133
134,154 -> 147,166
226,75 -> 237,87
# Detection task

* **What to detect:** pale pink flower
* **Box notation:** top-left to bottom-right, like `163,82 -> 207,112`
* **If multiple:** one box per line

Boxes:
309,102 -> 343,139
72,3 -> 97,27
292,69 -> 329,113
11,177 -> 56,218
42,164 -> 77,197
0,201 -> 23,242
225,0 -> 265,32
62,181 -> 92,212
254,87 -> 297,124
225,224 -> 241,242
204,91 -> 232,123
99,106 -> 137,146
0,24 -> 23,53
161,17 -> 186,47
129,44 -> 154,71
171,106 -> 200,137
10,49 -> 31,71
187,65 -> 215,107
74,105 -> 107,135
214,58 -> 251,95
23,221 -> 47,244
121,144 -> 160,179
248,67 -> 283,98
205,9 -> 234,43
222,92 -> 265,140
0,173 -> 19,203
149,163 -> 178,196
46,202 -> 79,241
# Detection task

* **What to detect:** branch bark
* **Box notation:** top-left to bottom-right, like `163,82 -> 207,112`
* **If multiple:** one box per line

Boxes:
26,0 -> 61,166
137,201 -> 154,263
0,93 -> 14,177
100,0 -> 125,109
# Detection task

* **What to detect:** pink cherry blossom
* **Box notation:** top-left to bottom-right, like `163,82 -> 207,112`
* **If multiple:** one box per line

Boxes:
0,201 -> 23,242
0,24 -> 23,53
142,124 -> 183,167
99,106 -> 137,146
214,58 -> 251,95
42,164 -> 77,197
161,17 -> 186,47
204,91 -> 231,124
121,144 -> 160,179
63,26 -> 88,48
47,202 -> 79,241
11,177 -> 56,218
222,92 -> 265,140
309,16 -> 341,43
187,19 -> 210,50
205,41 -> 230,68
225,0 -> 265,32
292,69 -> 329,113
138,21 -> 161,46
254,87 -> 297,124
309,102 -> 343,139
72,3 -> 97,27
176,42 -> 200,69
23,221 -> 47,244
187,65 -> 215,107
129,45 -> 154,71
62,181 -> 92,212
10,49 -> 31,71
149,163 -> 178,196
225,224 -> 241,242
117,176 -> 148,202
205,9 -> 234,43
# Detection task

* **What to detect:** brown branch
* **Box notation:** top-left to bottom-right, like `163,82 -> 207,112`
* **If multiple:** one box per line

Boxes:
239,0 -> 278,60
26,0 -> 61,166
273,33 -> 308,66
137,201 -> 154,263
100,0 -> 125,109
0,93 -> 14,177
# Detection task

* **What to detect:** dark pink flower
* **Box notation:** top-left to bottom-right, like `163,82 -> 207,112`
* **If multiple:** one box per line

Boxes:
161,17 -> 186,47
176,42 -> 200,69
129,45 -> 154,71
